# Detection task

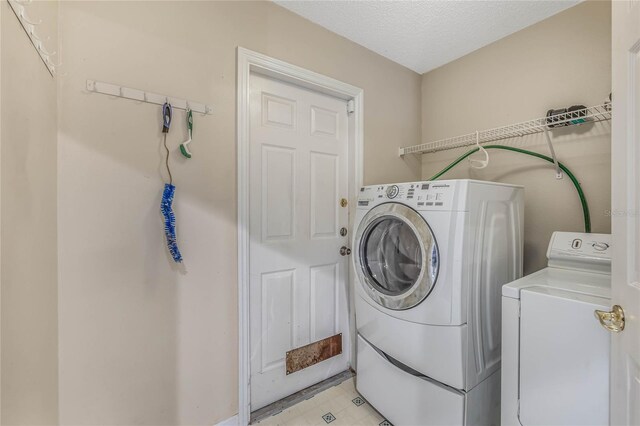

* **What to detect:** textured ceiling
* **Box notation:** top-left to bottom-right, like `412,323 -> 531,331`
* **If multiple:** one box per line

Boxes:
274,1 -> 580,74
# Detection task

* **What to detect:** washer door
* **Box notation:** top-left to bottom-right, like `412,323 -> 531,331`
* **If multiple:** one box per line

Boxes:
354,203 -> 439,310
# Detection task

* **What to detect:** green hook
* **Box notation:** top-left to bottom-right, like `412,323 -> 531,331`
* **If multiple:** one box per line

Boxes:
180,108 -> 194,159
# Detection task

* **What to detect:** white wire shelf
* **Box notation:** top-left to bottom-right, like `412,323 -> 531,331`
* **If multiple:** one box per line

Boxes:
8,0 -> 57,76
399,103 -> 612,156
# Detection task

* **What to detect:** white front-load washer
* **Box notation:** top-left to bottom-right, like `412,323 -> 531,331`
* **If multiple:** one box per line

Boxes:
353,180 -> 524,426
501,232 -> 611,426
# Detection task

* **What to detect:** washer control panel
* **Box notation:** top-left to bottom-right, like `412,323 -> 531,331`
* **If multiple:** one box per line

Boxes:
357,182 -> 454,209
547,232 -> 611,270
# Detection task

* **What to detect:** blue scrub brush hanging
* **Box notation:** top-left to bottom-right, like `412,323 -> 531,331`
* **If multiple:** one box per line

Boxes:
161,182 -> 182,263
160,102 -> 183,263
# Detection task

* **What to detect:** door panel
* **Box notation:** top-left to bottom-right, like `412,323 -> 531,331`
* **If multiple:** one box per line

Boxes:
260,269 -> 295,373
625,357 -> 640,425
261,146 -> 295,241
250,73 -> 351,410
311,106 -> 339,138
310,263 -> 339,341
310,152 -> 339,239
611,2 -> 640,424
262,93 -> 296,130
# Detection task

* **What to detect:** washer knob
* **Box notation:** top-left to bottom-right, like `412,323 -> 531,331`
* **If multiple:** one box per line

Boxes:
386,185 -> 399,199
593,242 -> 610,251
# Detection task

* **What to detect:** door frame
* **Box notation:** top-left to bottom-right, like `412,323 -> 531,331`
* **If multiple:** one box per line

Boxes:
236,47 -> 363,426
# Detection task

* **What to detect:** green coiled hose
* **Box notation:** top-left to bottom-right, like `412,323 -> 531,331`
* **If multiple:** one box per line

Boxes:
427,144 -> 591,233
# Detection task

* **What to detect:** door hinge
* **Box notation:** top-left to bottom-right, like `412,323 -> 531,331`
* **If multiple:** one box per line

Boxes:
347,99 -> 355,114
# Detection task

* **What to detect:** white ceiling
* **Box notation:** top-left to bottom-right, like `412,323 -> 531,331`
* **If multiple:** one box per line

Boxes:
274,1 -> 580,74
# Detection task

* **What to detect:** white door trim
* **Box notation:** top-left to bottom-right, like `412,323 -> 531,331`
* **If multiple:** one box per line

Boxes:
236,47 -> 363,426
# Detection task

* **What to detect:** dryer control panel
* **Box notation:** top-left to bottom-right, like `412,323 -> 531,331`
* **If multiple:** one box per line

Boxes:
547,232 -> 611,273
357,181 -> 455,209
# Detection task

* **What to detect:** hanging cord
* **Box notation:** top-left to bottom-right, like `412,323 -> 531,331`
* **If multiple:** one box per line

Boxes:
427,144 -> 591,233
162,102 -> 173,184
159,101 -> 182,263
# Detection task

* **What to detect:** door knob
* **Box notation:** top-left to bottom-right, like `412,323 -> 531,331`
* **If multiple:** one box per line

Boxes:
340,246 -> 351,256
594,304 -> 625,332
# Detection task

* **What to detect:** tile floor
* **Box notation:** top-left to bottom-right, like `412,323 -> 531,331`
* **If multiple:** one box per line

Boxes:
254,378 -> 392,426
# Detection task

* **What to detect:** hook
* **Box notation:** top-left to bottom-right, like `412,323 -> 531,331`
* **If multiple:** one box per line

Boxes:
162,102 -> 173,185
162,102 -> 173,133
543,128 -> 563,179
26,24 -> 39,39
46,55 -> 63,68
44,57 -> 56,74
18,5 -> 42,25
35,40 -> 56,56
180,107 -> 194,159
469,131 -> 489,169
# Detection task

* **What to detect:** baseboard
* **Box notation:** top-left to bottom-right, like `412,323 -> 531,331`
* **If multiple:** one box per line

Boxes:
216,414 -> 239,425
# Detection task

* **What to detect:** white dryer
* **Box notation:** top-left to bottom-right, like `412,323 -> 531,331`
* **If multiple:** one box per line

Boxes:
501,232 -> 611,426
353,180 -> 523,426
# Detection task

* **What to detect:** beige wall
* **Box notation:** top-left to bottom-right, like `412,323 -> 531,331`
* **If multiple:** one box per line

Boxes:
0,0 -> 59,424
421,0 -> 611,274
57,1 -> 421,424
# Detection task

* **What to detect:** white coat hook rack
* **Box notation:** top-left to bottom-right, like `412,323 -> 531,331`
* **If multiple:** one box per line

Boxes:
86,80 -> 214,115
7,0 -> 55,76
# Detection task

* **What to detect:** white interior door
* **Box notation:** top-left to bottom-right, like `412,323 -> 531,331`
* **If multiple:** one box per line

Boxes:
249,73 -> 351,410
610,2 -> 640,424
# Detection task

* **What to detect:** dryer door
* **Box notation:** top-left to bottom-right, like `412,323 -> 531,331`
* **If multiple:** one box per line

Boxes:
354,203 -> 439,310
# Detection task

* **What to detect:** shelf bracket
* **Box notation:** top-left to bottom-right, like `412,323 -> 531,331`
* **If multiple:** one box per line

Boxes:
543,128 -> 563,179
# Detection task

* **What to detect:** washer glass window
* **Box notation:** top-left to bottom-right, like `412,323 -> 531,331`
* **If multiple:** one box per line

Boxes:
354,202 -> 439,310
362,217 -> 422,295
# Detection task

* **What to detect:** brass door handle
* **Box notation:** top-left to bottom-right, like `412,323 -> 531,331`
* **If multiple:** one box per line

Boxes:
594,305 -> 625,333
